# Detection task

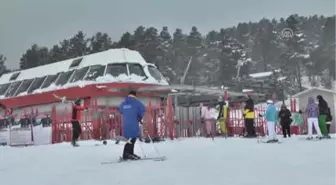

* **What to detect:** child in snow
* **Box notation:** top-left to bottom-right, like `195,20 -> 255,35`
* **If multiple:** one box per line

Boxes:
259,100 -> 278,143
201,104 -> 214,138
278,104 -> 292,138
305,97 -> 322,140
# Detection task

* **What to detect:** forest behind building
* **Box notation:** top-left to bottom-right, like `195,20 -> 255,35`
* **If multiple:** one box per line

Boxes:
0,14 -> 335,98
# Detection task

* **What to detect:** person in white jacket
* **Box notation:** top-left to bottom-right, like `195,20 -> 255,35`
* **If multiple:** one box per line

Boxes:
201,104 -> 214,138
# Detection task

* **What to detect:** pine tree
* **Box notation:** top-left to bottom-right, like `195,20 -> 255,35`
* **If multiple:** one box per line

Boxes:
11,14 -> 334,94
0,54 -> 8,76
253,19 -> 278,71
118,32 -> 135,49
89,32 -> 112,53
20,44 -> 49,69
69,31 -> 90,57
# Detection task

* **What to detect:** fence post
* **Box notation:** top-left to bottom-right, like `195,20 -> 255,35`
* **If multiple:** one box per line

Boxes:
91,97 -> 100,140
167,96 -> 174,140
147,98 -> 153,139
51,105 -> 57,144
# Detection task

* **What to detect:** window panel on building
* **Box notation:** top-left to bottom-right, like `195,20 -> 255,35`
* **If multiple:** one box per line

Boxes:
147,66 -> 164,81
27,76 -> 47,93
69,67 -> 89,83
105,63 -> 128,77
41,73 -> 61,89
128,63 -> 147,79
69,57 -> 83,68
9,72 -> 20,81
14,79 -> 34,96
83,65 -> 106,81
5,81 -> 22,97
0,83 -> 11,96
55,70 -> 74,86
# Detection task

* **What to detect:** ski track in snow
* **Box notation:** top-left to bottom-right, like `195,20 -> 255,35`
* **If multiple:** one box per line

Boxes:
0,136 -> 335,185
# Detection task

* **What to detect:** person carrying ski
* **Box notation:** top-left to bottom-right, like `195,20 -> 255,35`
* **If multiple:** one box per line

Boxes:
305,96 -> 322,140
119,90 -> 145,160
278,104 -> 292,138
71,98 -> 87,147
326,107 -> 333,134
216,96 -> 227,137
317,95 -> 331,138
243,94 -> 256,137
259,100 -> 278,143
201,104 -> 214,138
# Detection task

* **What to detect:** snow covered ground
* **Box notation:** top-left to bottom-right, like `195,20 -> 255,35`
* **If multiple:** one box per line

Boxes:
0,136 -> 335,185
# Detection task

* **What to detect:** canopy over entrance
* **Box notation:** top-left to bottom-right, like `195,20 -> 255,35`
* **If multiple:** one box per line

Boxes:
108,84 -> 265,106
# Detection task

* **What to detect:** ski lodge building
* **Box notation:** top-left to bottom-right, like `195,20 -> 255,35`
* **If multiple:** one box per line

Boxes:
0,48 -> 170,114
0,48 -> 251,146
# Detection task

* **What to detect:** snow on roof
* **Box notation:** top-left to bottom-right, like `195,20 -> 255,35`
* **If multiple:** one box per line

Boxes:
249,71 -> 273,78
0,48 -> 148,84
293,87 -> 336,97
242,89 -> 254,93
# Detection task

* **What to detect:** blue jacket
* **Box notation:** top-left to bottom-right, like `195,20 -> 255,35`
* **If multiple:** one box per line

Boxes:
119,95 -> 146,139
263,104 -> 277,122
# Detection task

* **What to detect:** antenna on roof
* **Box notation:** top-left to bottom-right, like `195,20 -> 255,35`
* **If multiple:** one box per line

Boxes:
180,56 -> 193,86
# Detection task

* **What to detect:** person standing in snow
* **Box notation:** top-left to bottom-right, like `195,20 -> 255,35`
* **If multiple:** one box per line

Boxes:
71,98 -> 87,147
243,94 -> 256,137
119,91 -> 145,160
316,95 -> 330,138
259,100 -> 278,143
216,97 -> 228,137
326,107 -> 333,134
278,104 -> 292,138
201,104 -> 214,138
305,97 -> 322,140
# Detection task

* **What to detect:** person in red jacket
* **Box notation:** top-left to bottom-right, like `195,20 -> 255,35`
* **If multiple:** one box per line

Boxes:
71,98 -> 87,147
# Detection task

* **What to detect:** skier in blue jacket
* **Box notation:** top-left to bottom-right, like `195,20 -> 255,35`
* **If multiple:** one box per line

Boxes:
119,90 -> 146,160
259,100 -> 278,143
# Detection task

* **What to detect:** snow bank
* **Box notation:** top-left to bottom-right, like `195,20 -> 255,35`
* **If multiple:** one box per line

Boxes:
1,136 -> 335,185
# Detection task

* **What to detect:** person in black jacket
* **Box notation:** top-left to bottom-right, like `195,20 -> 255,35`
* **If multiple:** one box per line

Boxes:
316,95 -> 330,137
278,104 -> 292,138
326,107 -> 333,134
243,94 -> 256,137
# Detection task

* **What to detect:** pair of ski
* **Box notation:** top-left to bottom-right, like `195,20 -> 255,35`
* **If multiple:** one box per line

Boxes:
298,137 -> 333,141
257,137 -> 283,144
101,156 -> 166,164
258,140 -> 283,144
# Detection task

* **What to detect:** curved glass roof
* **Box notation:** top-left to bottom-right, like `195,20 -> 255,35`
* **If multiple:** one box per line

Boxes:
0,63 -> 168,98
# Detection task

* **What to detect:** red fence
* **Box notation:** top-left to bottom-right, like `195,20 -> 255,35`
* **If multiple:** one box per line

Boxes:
49,97 -> 308,144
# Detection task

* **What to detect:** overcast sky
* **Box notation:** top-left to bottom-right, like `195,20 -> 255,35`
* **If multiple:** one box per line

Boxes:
0,0 -> 335,69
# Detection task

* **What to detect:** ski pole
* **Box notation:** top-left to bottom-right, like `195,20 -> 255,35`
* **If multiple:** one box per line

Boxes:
138,140 -> 147,158
146,132 -> 162,158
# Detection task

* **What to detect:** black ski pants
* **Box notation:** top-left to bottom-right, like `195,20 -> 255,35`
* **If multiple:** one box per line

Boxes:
326,124 -> 331,134
123,138 -> 137,157
71,121 -> 82,142
281,121 -> 291,137
245,118 -> 256,136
